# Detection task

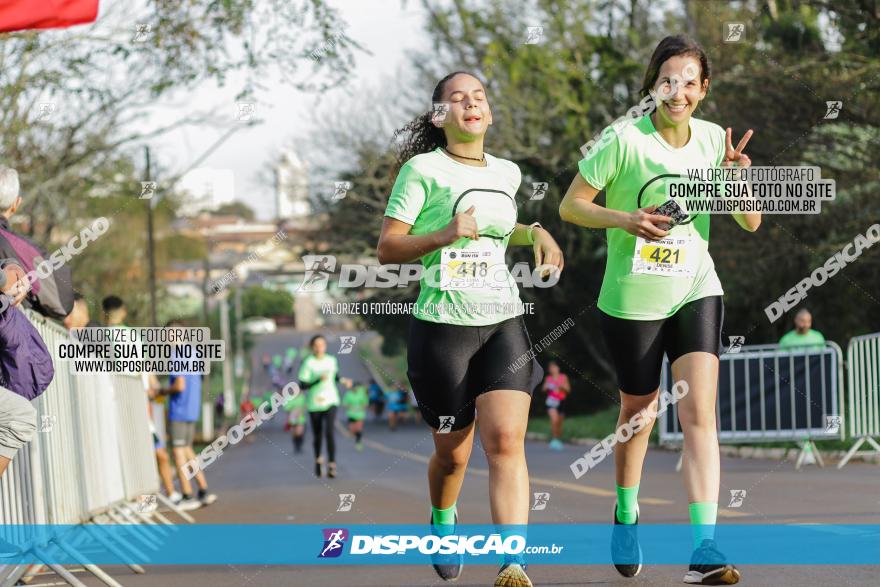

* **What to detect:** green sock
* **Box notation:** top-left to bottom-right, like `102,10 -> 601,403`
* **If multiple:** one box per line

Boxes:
431,503 -> 457,535
615,484 -> 640,524
688,502 -> 718,549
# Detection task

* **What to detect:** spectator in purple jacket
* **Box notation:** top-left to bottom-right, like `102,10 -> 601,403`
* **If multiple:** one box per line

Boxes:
0,257 -> 44,477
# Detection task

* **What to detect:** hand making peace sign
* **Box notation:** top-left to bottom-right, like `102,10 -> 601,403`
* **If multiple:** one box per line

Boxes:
722,127 -> 753,168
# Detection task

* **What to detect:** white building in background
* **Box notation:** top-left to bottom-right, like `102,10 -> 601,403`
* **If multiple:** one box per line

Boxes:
275,149 -> 311,222
177,167 -> 236,216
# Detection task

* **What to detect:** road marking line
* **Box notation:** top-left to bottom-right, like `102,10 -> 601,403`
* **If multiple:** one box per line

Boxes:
358,433 -> 673,504
718,509 -> 751,518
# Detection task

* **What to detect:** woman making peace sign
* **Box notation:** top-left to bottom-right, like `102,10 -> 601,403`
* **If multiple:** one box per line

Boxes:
560,35 -> 758,585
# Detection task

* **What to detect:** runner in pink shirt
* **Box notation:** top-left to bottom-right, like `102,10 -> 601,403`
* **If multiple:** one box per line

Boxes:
541,361 -> 570,450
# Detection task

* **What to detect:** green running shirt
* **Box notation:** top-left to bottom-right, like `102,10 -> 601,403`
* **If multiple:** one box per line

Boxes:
283,391 -> 305,412
384,148 -> 524,326
778,329 -> 826,349
578,115 -> 726,320
342,386 -> 369,420
298,354 -> 340,412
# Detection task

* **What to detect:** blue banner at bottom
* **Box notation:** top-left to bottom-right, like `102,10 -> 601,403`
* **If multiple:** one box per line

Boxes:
0,524 -> 878,565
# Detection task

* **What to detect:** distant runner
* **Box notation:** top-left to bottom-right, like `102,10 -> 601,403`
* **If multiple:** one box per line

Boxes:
342,382 -> 369,450
298,334 -> 352,478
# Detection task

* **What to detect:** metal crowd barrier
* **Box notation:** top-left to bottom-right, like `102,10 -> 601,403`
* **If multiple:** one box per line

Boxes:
0,311 -> 193,587
839,331 -> 880,468
659,342 -> 844,469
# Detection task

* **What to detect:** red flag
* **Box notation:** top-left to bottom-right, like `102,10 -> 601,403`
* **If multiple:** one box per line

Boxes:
0,0 -> 99,32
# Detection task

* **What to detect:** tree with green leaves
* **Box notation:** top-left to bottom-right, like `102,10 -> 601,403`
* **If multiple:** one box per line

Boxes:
0,0 -> 360,323
242,285 -> 294,319
310,0 -> 879,413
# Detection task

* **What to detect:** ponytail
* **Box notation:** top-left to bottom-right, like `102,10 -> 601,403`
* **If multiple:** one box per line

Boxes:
391,113 -> 447,175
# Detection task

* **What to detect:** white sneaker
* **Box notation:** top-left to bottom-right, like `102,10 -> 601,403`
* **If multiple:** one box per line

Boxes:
169,491 -> 183,503
177,496 -> 202,511
200,492 -> 218,506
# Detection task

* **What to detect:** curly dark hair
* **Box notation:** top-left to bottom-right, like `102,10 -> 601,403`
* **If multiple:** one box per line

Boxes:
391,71 -> 484,174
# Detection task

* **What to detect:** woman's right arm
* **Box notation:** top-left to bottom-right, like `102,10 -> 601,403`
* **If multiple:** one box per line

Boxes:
558,174 -> 671,241
377,207 -> 479,265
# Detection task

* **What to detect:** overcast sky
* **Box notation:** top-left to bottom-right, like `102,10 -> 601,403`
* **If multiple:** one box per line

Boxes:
121,0 -> 428,220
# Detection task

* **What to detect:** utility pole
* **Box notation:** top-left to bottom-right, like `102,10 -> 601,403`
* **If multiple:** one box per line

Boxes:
148,125 -> 246,327
145,146 -> 158,326
219,292 -> 235,417
234,285 -> 244,377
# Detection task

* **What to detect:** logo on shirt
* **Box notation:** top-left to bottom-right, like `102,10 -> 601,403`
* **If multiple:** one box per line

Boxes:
452,189 -> 517,240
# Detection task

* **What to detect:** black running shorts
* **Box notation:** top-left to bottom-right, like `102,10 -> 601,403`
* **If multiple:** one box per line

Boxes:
599,295 -> 724,396
406,315 -> 543,431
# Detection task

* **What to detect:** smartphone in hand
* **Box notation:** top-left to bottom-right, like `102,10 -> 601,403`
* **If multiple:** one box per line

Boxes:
654,199 -> 688,231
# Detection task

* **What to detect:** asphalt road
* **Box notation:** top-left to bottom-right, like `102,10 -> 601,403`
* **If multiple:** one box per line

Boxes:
56,329 -> 879,587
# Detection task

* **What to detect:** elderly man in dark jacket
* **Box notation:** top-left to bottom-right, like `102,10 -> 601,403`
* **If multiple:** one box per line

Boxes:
0,167 -> 61,477
0,167 -> 74,319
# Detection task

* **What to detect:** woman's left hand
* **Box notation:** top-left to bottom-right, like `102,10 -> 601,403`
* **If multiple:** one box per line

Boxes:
722,127 -> 753,168
533,228 -> 564,278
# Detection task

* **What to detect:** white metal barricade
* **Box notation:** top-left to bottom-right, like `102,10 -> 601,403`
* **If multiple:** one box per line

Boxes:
839,331 -> 880,468
0,310 -> 190,587
659,342 -> 844,468
72,370 -> 127,517
113,374 -> 160,501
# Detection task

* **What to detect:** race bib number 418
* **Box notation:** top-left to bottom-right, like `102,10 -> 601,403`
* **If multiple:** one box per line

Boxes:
631,236 -> 696,277
440,248 -> 507,291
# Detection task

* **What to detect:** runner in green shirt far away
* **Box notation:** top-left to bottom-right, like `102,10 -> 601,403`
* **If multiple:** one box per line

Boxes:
298,334 -> 352,479
342,383 -> 369,450
283,384 -> 307,454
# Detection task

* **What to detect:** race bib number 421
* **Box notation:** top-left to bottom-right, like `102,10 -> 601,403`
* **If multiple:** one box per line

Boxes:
631,236 -> 696,277
440,248 -> 507,291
